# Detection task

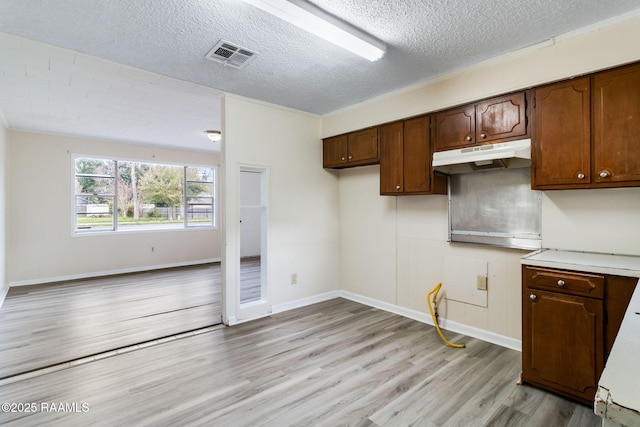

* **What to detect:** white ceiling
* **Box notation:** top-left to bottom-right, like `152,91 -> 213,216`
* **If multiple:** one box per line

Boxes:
0,34 -> 223,152
1,0 -> 640,152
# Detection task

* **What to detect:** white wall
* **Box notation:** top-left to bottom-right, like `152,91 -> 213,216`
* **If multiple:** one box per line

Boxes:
0,118 -> 7,302
338,167 -> 525,342
7,131 -> 221,284
541,188 -> 640,255
222,95 -> 340,323
323,10 -> 640,344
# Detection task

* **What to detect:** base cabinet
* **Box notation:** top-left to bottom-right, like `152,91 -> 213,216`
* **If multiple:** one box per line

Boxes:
524,288 -> 604,403
521,266 -> 636,404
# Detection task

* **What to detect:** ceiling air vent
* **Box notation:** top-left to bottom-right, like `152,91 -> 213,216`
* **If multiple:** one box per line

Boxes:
205,40 -> 258,69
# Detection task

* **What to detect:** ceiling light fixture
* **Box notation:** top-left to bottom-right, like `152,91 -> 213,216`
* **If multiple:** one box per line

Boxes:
205,130 -> 222,142
239,0 -> 386,61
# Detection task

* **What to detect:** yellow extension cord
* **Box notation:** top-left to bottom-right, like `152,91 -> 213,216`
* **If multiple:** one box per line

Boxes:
427,283 -> 465,348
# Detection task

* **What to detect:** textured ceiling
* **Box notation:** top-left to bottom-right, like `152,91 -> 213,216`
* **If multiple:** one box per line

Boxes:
0,34 -> 223,152
1,0 -> 640,151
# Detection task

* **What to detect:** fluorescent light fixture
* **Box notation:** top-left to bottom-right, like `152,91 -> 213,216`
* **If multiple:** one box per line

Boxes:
240,0 -> 386,61
205,130 -> 222,142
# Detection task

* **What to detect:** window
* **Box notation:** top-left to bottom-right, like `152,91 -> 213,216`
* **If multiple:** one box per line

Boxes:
186,166 -> 215,227
74,156 -> 215,233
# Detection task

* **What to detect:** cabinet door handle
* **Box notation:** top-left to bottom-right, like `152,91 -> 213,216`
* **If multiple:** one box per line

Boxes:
599,170 -> 610,178
341,157 -> 346,161
348,156 -> 353,160
529,293 -> 537,301
577,173 -> 585,180
480,133 -> 487,138
395,185 -> 401,190
465,135 -> 472,141
557,279 -> 565,287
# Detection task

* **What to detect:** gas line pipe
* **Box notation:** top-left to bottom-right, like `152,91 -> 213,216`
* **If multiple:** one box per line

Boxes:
427,283 -> 465,348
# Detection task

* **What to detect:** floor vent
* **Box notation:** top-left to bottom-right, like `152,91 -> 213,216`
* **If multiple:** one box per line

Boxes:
205,40 -> 258,69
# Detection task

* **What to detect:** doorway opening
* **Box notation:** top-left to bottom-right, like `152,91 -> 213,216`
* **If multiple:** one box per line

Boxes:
239,167 -> 268,308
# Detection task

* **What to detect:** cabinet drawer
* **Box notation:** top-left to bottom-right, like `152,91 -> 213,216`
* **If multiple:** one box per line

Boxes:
524,266 -> 604,299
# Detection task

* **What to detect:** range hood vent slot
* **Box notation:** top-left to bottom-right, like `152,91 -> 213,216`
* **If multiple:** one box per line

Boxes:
205,40 -> 258,69
432,139 -> 531,174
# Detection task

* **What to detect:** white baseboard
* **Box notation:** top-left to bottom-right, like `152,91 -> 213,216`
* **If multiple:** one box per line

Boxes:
339,291 -> 437,326
7,258 -> 221,287
339,291 -> 521,352
228,291 -> 342,326
271,290 -> 342,314
252,289 -> 521,352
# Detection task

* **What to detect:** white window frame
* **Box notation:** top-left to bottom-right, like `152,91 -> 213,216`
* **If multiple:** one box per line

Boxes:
184,166 -> 216,229
72,154 -> 217,236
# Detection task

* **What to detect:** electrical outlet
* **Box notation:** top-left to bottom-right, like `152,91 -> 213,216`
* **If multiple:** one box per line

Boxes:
477,275 -> 488,291
151,246 -> 155,253
291,273 -> 297,285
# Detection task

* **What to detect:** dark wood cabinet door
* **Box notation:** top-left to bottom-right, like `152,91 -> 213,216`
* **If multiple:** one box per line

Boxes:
593,62 -> 640,184
379,122 -> 404,194
523,288 -> 604,403
380,116 -> 446,195
322,135 -> 348,168
476,92 -> 527,143
403,116 -> 431,193
531,77 -> 591,189
433,105 -> 475,151
347,128 -> 379,166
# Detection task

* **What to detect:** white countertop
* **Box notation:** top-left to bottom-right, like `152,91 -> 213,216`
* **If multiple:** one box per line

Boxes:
595,283 -> 640,425
520,249 -> 640,278
521,249 -> 640,424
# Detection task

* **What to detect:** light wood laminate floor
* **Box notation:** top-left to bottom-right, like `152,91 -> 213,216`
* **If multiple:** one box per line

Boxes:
0,264 -> 222,379
240,256 -> 261,303
0,298 -> 600,426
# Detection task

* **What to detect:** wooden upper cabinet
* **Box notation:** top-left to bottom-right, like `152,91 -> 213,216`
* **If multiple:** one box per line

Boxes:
592,62 -> 640,184
531,62 -> 640,190
347,128 -> 379,166
476,92 -> 527,143
403,116 -> 433,193
379,121 -> 404,194
434,92 -> 528,151
322,127 -> 379,169
322,135 -> 348,168
531,77 -> 591,189
380,116 -> 446,195
433,105 -> 475,150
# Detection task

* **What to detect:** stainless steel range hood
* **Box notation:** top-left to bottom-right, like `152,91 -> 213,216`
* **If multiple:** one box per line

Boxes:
432,138 -> 531,174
